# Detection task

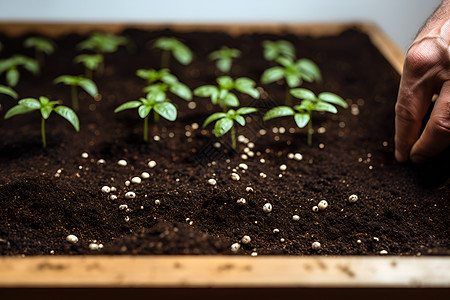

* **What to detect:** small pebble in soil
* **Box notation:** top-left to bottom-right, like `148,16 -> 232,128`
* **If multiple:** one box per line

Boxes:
294,153 -> 303,161
280,238 -> 285,242
311,242 -> 321,250
263,203 -> 272,213
101,186 -> 111,193
357,239 -> 362,244
279,127 -> 286,134
81,152 -> 89,158
110,186 -> 116,192
241,235 -> 251,244
155,199 -> 161,205
239,163 -> 248,170
244,147 -> 250,153
260,158 -> 266,164
292,215 -> 300,221
248,151 -> 255,157
231,172 -> 240,181
119,204 -> 128,210
273,229 -> 280,234
125,192 -> 136,199
236,198 -> 247,205
124,216 -> 130,222
208,178 -> 217,186
251,252 -> 258,257
148,160 -> 157,168
89,243 -> 99,251
319,143 -> 325,149
246,186 -> 254,193
318,200 -> 328,210
97,159 -> 106,164
317,127 -> 326,134
231,243 -> 241,253
131,177 -> 141,184
153,135 -> 160,141
348,194 -> 358,203
66,235 -> 79,244
188,101 -> 196,109
241,154 -> 248,160
382,141 -> 389,147
373,237 -> 379,242
125,180 -> 130,187
141,172 -> 150,179
118,159 -> 127,166
110,195 -> 117,200
280,164 -> 287,171
260,172 -> 267,178
288,153 -> 294,159
259,129 -> 267,135
213,142 -> 221,148
312,206 -> 319,212
379,250 -> 388,255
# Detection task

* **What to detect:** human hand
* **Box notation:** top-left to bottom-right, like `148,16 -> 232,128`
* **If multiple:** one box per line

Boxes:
395,0 -> 450,163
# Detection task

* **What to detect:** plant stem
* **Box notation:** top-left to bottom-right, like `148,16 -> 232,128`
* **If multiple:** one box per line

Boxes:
143,115 -> 148,142
231,124 -> 236,150
36,50 -> 44,70
285,85 -> 292,106
41,118 -> 46,148
71,85 -> 78,111
86,67 -> 92,79
161,50 -> 170,69
307,117 -> 312,146
154,110 -> 160,123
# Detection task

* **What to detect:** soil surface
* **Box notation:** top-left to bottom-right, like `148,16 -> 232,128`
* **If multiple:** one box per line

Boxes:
0,27 -> 448,256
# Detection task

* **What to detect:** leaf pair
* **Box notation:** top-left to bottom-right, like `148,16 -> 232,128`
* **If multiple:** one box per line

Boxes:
78,33 -> 128,54
203,107 -> 258,137
24,36 -> 56,55
152,37 -> 193,66
137,68 -> 192,101
262,40 -> 295,62
74,54 -> 104,72
194,76 -> 260,108
0,55 -> 39,87
54,75 -> 98,98
209,46 -> 241,73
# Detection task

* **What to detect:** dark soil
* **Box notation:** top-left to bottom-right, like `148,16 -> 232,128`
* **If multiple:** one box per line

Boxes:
0,27 -> 448,256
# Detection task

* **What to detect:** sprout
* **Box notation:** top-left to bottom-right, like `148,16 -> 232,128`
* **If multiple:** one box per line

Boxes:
137,68 -> 192,101
54,75 -> 98,111
203,107 -> 258,149
152,37 -> 193,68
262,40 -> 295,62
0,85 -> 18,99
23,36 -> 56,67
264,88 -> 347,145
0,55 -> 39,87
209,46 -> 241,73
74,54 -> 104,79
4,96 -> 79,148
114,92 -> 177,142
261,56 -> 321,105
194,76 -> 260,111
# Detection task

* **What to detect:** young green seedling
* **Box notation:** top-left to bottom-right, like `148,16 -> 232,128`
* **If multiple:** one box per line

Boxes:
203,107 -> 258,150
54,75 -> 98,111
136,68 -> 192,101
209,46 -> 241,73
194,76 -> 260,111
263,88 -> 347,145
23,36 -> 55,67
114,91 -> 177,142
0,55 -> 39,87
74,54 -> 104,79
262,40 -> 295,62
4,96 -> 79,148
261,56 -> 321,105
152,37 -> 193,68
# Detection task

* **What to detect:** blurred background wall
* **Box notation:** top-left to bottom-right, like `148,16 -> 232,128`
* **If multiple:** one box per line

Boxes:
0,0 -> 443,51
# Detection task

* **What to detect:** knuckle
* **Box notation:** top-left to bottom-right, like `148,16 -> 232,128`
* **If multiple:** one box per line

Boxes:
405,39 -> 442,71
395,102 -> 419,124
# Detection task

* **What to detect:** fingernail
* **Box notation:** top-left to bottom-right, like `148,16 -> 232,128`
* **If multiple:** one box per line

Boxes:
410,154 -> 426,164
395,149 -> 407,163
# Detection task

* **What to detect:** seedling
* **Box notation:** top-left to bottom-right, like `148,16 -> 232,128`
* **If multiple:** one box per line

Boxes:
136,68 -> 192,101
263,88 -> 347,145
152,37 -> 193,68
262,40 -> 295,62
209,46 -> 241,73
261,56 -> 321,105
74,54 -> 103,79
114,92 -> 177,142
54,75 -> 98,111
23,36 -> 55,67
203,107 -> 258,149
4,96 -> 79,148
0,55 -> 39,87
194,76 -> 260,111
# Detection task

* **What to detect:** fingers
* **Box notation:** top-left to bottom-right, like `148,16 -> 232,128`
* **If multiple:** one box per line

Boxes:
410,80 -> 450,163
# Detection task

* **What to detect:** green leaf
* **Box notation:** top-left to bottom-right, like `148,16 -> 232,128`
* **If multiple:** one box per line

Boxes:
235,78 -> 260,99
4,104 -> 36,119
290,88 -> 316,101
194,85 -> 218,98
114,101 -> 142,113
263,106 -> 295,121
169,82 -> 192,101
260,67 -> 284,84
78,78 -> 98,97
172,43 -> 193,65
24,37 -> 55,55
160,71 -> 179,85
217,58 -> 231,73
294,113 -> 310,128
0,85 -> 18,99
40,105 -> 53,120
318,92 -> 347,108
236,107 -> 258,115
314,102 -> 338,113
74,54 -> 103,70
20,56 -> 39,75
223,93 -> 239,107
275,56 -> 294,68
19,98 -> 41,109
203,112 -> 227,128
6,68 -> 19,87
234,115 -> 245,126
54,75 -> 79,85
39,96 -> 50,105
214,117 -> 234,137
54,105 -> 80,131
154,102 -> 177,121
138,105 -> 152,118
217,76 -> 234,89
285,72 -> 301,88
296,59 -> 322,82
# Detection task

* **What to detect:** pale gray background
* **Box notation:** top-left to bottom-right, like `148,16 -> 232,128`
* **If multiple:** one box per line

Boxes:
0,0 -> 443,51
